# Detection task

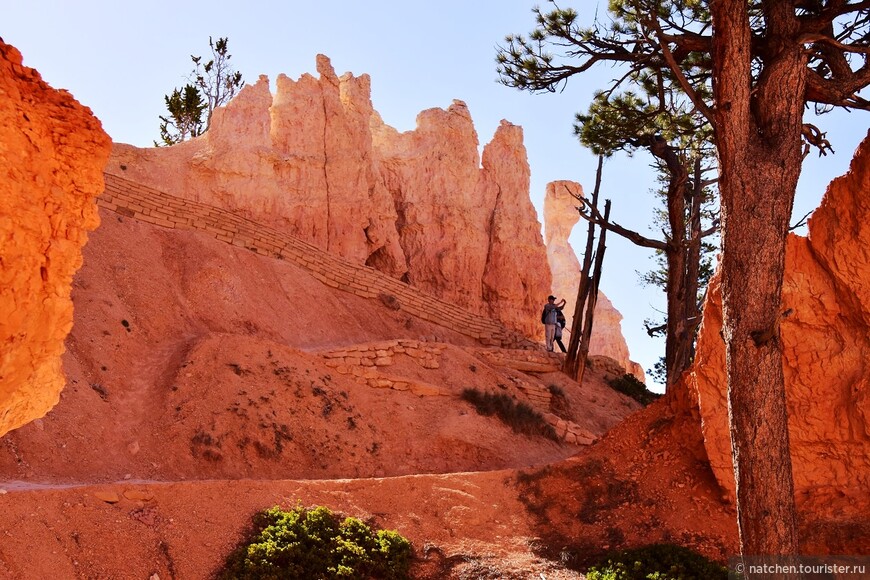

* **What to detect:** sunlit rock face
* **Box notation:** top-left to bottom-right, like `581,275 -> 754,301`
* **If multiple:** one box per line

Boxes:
110,56 -> 548,338
544,181 -> 645,380
375,112 -> 551,336
0,41 -> 111,436
480,121 -> 552,338
688,130 -> 870,519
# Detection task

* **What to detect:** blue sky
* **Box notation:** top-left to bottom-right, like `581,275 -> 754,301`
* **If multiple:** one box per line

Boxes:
4,1 -> 867,388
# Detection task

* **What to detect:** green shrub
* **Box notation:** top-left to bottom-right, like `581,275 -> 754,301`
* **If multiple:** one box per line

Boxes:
460,388 -> 558,441
586,544 -> 727,580
219,505 -> 412,579
607,374 -> 662,406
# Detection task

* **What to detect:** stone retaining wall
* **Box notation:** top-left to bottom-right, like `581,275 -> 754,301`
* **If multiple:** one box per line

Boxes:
316,339 -> 595,445
471,348 -> 563,374
319,339 -> 446,396
100,173 -> 539,351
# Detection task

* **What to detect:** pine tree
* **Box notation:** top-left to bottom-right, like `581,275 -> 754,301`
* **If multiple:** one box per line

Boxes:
156,36 -> 243,146
498,0 -> 870,561
157,84 -> 206,146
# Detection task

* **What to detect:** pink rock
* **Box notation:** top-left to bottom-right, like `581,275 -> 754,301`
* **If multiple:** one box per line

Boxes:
481,121 -> 551,337
109,56 -> 548,338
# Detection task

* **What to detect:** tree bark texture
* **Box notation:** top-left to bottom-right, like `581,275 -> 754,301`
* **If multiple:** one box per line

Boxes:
576,200 -> 611,385
565,156 -> 602,380
649,138 -> 693,393
711,0 -> 805,560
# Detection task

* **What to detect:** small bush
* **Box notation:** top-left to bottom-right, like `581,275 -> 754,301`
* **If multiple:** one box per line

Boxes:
378,292 -> 402,311
461,388 -> 558,441
586,543 -> 727,580
220,505 -> 412,579
607,374 -> 662,406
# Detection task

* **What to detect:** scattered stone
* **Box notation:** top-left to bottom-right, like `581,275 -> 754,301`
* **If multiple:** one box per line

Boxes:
94,491 -> 120,504
123,490 -> 154,502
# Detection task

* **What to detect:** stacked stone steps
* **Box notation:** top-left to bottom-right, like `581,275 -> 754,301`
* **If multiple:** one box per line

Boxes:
470,348 -> 563,374
99,173 -> 539,351
318,339 -> 448,397
315,339 -> 596,445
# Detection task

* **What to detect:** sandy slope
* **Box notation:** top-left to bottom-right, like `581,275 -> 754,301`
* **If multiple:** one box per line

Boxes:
0,400 -> 742,579
0,212 -> 634,485
4,209 -> 862,578
0,210 -> 717,578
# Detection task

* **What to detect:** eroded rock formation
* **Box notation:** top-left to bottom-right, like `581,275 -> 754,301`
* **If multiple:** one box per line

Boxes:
688,129 -> 870,519
110,56 -> 550,338
544,180 -> 644,380
0,41 -> 111,436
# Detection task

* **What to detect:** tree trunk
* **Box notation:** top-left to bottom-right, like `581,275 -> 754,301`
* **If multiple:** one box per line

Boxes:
684,158 -> 704,346
647,137 -> 695,393
564,227 -> 594,378
712,0 -> 805,560
576,200 -> 611,385
565,156 -> 603,380
671,159 -> 706,387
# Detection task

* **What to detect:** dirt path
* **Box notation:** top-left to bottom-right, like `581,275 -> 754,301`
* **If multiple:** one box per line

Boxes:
113,332 -> 202,445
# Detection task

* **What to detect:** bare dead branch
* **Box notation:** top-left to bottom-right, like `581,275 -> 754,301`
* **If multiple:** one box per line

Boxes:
802,123 -> 835,156
645,321 -> 668,337
790,209 -> 814,231
700,218 -> 721,238
576,196 -> 668,250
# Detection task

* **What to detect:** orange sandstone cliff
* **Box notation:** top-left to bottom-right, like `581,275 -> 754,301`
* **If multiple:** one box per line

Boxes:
0,41 -> 111,437
688,129 -> 870,522
109,55 -> 551,339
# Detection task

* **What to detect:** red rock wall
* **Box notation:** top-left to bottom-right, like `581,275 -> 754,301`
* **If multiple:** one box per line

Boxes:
0,41 -> 111,436
688,130 -> 870,519
109,56 -> 549,338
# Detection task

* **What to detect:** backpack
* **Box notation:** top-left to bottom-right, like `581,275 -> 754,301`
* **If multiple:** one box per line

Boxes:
541,307 -> 548,325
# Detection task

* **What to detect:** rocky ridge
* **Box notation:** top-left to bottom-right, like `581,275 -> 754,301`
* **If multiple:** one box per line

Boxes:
110,55 -> 551,339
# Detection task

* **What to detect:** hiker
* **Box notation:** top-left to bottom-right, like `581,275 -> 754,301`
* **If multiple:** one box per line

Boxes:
541,295 -> 566,352
554,309 -> 567,353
